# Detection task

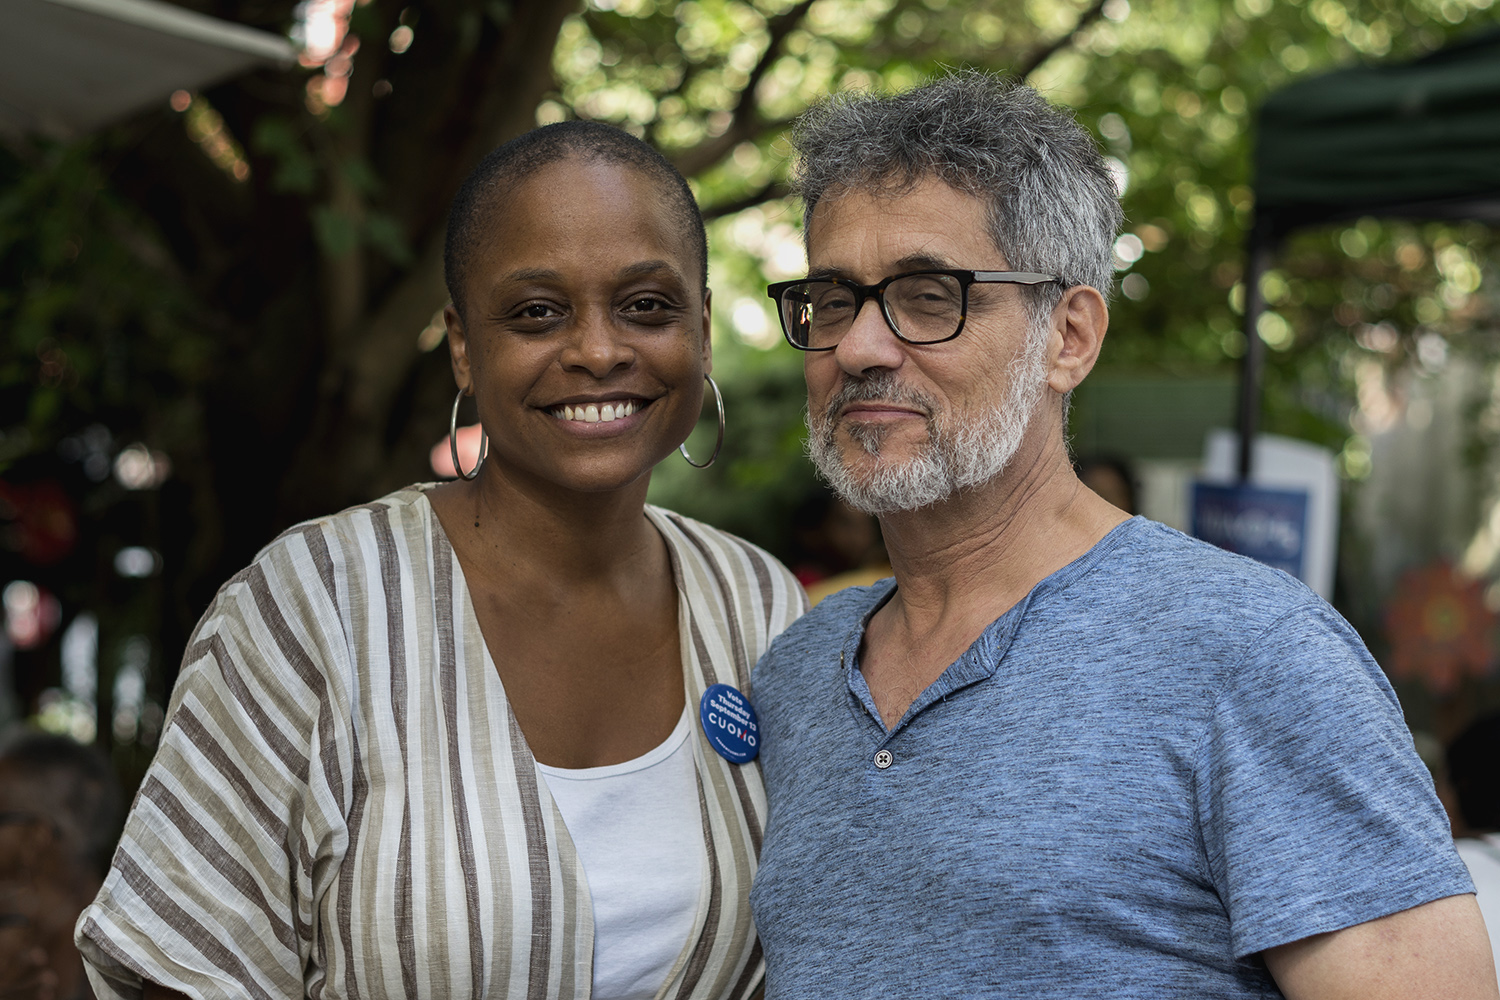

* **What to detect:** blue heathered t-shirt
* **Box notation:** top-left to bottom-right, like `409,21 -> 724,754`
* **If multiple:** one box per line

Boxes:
750,517 -> 1472,998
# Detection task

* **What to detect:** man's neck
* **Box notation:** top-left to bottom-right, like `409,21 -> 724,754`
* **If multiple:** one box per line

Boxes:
875,429 -> 1129,644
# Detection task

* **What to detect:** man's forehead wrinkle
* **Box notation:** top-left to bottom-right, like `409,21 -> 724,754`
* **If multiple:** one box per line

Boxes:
820,170 -> 972,212
808,227 -> 951,270
826,170 -> 922,201
805,250 -> 961,283
809,208 -> 993,279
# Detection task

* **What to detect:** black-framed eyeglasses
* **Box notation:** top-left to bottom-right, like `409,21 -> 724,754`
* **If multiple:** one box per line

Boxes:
766,269 -> 1061,351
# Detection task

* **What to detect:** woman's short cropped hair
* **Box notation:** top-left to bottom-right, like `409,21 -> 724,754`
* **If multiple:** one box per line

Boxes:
789,70 -> 1123,325
443,121 -> 708,319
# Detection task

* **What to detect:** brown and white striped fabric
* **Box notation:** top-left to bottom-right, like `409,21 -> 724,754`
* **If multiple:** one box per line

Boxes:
75,486 -> 806,1000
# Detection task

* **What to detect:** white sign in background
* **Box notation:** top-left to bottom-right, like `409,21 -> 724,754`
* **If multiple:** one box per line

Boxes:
1199,430 -> 1340,600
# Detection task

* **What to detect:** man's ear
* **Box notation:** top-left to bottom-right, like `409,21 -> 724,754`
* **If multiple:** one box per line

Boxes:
700,289 -> 713,375
1046,285 -> 1108,395
445,304 -> 471,392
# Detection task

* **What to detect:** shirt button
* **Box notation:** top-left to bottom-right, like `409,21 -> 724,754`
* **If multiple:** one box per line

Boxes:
873,749 -> 893,769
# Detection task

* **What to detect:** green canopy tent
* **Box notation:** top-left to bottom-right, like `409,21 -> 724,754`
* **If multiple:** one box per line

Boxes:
1238,28 -> 1500,478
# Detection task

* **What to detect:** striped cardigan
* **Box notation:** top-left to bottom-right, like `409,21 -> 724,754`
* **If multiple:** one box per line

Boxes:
77,487 -> 806,1000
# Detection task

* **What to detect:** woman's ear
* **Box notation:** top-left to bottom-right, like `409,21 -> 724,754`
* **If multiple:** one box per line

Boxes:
1046,285 -> 1108,395
445,304 -> 471,391
700,289 -> 713,375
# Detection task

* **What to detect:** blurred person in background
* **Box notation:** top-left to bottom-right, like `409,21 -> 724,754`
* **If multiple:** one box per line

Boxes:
790,492 -> 891,605
0,731 -> 123,1000
73,122 -> 804,1000
1074,453 -> 1137,515
1448,712 -> 1500,969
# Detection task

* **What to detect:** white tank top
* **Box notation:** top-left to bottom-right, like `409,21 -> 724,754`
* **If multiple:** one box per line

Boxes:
537,708 -> 705,1000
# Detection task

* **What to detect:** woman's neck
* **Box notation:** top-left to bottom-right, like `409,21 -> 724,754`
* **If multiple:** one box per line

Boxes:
429,468 -> 662,587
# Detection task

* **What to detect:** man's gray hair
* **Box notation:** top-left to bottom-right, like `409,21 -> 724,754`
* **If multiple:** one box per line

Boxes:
789,71 -> 1123,323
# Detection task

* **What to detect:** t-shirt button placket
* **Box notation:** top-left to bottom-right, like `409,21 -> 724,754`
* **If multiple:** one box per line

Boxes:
873,748 -> 894,770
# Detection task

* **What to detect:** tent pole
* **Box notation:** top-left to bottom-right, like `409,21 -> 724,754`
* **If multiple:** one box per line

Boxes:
1237,219 -> 1273,482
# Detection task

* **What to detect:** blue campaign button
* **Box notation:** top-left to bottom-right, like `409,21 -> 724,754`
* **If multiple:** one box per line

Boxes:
699,683 -> 760,764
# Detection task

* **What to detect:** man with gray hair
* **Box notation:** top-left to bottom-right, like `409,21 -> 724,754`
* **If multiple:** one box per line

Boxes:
749,71 -> 1494,998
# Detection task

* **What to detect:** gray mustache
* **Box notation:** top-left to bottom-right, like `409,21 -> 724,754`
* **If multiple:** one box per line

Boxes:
821,371 -> 938,422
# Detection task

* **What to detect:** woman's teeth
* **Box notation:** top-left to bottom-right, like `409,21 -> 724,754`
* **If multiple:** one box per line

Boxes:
554,400 -> 638,423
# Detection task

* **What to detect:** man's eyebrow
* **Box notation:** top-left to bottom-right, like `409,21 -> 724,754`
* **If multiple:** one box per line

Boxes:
805,266 -> 849,281
892,252 -> 956,272
805,253 -> 961,283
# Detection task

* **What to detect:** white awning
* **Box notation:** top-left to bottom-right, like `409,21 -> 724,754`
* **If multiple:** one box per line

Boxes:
0,0 -> 295,140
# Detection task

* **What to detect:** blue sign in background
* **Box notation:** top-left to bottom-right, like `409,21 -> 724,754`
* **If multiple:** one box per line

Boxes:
1191,482 -> 1310,579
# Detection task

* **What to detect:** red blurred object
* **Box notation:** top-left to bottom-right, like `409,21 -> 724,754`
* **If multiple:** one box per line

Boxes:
431,424 -> 485,479
3,581 -> 61,650
1384,561 -> 1497,694
0,480 -> 78,566
793,565 -> 827,588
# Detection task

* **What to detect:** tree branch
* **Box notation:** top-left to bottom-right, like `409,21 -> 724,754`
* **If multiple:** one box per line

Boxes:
283,0 -> 581,516
345,0 -> 580,426
740,0 -> 818,113
671,0 -> 817,178
644,42 -> 709,146
315,5 -> 401,343
702,180 -> 792,221
1016,0 -> 1110,81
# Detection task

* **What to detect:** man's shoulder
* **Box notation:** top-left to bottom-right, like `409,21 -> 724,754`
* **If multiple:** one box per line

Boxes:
1090,516 -> 1319,625
786,579 -> 889,633
756,580 -> 890,684
1074,519 -> 1386,714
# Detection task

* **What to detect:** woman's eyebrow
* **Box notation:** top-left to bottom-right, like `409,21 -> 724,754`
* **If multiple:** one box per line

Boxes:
501,267 -> 563,284
495,261 -> 686,287
616,259 -> 685,282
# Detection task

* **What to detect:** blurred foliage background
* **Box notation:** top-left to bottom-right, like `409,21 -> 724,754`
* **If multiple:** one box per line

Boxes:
1,0 -> 1498,780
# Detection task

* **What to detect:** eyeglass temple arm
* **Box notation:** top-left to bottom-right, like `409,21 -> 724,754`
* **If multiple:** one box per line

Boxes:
971,271 -> 1061,284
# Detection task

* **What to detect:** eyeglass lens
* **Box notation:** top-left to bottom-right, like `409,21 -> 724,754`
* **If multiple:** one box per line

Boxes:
781,273 -> 964,349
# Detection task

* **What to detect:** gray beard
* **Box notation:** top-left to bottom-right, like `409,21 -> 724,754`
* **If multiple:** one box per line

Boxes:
805,338 -> 1049,515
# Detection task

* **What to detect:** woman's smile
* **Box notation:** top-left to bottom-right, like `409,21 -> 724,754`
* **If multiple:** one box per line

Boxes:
548,396 -> 651,424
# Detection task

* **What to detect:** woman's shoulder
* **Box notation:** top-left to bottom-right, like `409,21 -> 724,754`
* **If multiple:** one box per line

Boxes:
229,484 -> 433,582
646,504 -> 793,576
163,493 -> 445,777
258,483 -> 436,555
195,485 -> 440,645
645,504 -> 809,626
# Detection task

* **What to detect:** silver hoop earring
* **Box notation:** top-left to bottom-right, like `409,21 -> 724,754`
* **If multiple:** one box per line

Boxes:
450,388 -> 488,481
679,375 -> 725,469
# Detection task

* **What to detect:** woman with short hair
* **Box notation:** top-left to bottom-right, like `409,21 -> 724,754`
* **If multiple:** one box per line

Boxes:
76,122 -> 804,1000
